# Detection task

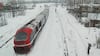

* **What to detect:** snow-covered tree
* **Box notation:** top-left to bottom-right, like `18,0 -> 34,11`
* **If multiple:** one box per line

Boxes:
0,13 -> 7,27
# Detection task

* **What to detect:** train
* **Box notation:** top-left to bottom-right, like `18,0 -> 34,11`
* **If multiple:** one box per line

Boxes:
14,8 -> 49,53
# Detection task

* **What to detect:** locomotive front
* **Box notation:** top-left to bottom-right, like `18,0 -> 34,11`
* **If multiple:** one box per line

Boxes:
14,27 -> 32,53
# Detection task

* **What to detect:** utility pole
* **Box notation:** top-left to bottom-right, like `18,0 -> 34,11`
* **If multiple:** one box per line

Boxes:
11,0 -> 17,17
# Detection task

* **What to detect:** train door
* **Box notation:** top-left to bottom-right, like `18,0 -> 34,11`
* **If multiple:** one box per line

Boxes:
35,21 -> 39,32
36,25 -> 39,31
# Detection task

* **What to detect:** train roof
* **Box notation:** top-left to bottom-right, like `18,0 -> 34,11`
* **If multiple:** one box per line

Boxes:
21,8 -> 49,29
79,4 -> 100,7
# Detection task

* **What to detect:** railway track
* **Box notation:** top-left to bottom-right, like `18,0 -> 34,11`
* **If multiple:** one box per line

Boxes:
0,36 -> 14,48
64,12 -> 88,48
55,8 -> 69,56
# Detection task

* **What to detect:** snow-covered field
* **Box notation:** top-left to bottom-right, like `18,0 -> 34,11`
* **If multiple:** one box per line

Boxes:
0,4 -> 100,56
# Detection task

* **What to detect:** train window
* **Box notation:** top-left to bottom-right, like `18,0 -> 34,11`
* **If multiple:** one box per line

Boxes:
36,26 -> 38,31
15,32 -> 27,41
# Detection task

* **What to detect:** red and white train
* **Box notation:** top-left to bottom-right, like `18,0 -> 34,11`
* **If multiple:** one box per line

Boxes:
14,8 -> 49,52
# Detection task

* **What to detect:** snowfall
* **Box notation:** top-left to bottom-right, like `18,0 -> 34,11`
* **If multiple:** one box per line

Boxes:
0,4 -> 100,56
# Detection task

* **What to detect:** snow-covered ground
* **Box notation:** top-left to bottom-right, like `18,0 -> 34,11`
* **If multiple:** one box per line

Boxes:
0,4 -> 100,56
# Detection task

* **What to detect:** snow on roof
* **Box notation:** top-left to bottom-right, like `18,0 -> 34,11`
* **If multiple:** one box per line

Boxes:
88,13 -> 100,20
79,4 -> 100,7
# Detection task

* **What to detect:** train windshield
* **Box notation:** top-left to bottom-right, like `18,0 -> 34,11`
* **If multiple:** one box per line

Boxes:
15,32 -> 27,41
